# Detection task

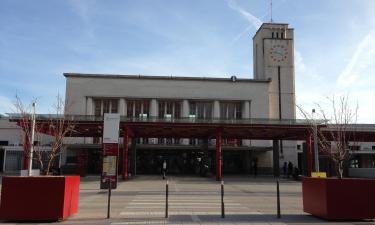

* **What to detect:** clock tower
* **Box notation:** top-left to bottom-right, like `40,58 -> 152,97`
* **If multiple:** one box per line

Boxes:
253,23 -> 296,120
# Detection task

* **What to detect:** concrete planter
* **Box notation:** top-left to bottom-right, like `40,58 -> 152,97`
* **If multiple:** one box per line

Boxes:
302,177 -> 375,220
0,176 -> 80,221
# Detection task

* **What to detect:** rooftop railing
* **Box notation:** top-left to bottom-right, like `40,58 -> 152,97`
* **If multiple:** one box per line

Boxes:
7,113 -> 326,126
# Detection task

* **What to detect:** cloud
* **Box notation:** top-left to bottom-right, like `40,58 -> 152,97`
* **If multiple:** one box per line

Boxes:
226,0 -> 262,44
230,24 -> 253,45
336,29 -> 375,87
226,0 -> 262,29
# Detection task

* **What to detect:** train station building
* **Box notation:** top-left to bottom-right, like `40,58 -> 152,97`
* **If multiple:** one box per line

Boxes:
61,23 -> 299,178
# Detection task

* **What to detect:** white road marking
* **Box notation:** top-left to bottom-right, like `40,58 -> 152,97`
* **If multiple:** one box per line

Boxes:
125,206 -> 248,209
128,202 -> 240,205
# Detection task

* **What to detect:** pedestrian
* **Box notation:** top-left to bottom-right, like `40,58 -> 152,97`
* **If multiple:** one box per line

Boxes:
162,160 -> 167,179
287,161 -> 293,178
253,158 -> 258,177
283,162 -> 287,178
293,167 -> 300,180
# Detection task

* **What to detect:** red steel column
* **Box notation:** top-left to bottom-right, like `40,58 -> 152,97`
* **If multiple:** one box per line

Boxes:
306,132 -> 313,177
216,128 -> 222,181
122,126 -> 129,180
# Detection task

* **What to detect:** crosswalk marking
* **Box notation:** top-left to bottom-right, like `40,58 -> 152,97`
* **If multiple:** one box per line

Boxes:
128,202 -> 241,205
125,206 -> 248,209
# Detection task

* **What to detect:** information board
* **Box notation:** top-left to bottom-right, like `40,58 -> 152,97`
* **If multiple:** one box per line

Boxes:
100,113 -> 120,189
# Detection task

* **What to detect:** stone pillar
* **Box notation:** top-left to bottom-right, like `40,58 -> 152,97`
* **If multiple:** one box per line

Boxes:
149,99 -> 158,144
181,100 -> 189,145
119,98 -> 126,116
86,97 -> 93,115
242,101 -> 250,118
242,101 -> 251,146
150,99 -> 158,117
273,140 -> 280,178
213,100 -> 220,118
182,100 -> 189,117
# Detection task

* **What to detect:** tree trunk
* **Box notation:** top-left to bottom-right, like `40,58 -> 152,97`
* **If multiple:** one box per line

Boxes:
46,159 -> 53,175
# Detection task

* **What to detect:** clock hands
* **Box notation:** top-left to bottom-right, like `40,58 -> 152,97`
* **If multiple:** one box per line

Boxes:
274,51 -> 283,56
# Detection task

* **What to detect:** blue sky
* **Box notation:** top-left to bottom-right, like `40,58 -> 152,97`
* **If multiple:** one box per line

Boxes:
0,0 -> 374,122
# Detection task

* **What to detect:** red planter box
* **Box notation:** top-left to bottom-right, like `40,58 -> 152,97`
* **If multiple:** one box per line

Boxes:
302,177 -> 375,220
0,176 -> 80,221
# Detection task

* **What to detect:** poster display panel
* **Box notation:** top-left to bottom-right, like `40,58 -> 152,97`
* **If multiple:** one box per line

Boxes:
100,113 -> 120,189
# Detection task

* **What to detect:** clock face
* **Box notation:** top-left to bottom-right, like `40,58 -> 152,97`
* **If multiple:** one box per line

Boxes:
269,44 -> 288,62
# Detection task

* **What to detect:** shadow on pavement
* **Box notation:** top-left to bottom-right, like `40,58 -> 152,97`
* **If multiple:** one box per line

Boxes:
168,214 -> 326,223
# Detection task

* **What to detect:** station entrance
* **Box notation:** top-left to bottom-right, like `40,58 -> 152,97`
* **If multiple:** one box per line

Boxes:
134,148 -> 252,175
136,149 -> 206,175
13,115 -> 335,180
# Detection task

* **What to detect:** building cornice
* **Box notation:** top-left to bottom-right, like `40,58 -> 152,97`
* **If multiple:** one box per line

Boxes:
63,73 -> 271,83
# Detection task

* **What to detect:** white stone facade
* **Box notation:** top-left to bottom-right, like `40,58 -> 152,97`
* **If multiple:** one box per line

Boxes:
63,23 -> 299,172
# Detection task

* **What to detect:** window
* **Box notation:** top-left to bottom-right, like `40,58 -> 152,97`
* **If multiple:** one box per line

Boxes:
158,101 -> 181,118
111,99 -> 118,113
297,144 -> 301,150
93,99 -> 119,116
272,32 -> 274,38
189,101 -> 213,119
158,100 -> 182,145
220,102 -> 242,119
188,101 -> 213,146
372,146 -> 375,150
220,102 -> 242,146
0,141 -> 8,146
126,99 -> 150,117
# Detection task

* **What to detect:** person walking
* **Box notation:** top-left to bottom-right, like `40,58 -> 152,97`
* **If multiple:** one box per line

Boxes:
162,160 -> 167,180
287,161 -> 293,178
283,162 -> 288,178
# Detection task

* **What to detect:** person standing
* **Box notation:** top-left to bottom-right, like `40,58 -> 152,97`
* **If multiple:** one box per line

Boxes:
287,161 -> 293,178
162,160 -> 167,180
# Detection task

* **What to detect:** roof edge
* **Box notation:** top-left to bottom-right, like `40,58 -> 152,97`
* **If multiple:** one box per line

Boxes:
63,73 -> 271,83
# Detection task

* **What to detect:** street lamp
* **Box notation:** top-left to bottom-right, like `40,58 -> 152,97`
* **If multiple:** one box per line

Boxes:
28,102 -> 36,176
312,109 -> 319,172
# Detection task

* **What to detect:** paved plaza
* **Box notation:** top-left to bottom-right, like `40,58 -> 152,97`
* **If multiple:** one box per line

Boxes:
2,175 -> 375,225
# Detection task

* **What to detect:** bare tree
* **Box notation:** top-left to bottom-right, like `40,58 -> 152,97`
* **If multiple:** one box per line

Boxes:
14,95 -> 75,175
42,96 -> 75,175
298,95 -> 358,178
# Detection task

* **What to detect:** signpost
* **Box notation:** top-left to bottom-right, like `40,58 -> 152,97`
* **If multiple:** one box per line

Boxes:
100,113 -> 120,189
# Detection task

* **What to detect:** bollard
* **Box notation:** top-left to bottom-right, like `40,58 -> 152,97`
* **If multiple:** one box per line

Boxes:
221,180 -> 225,218
107,180 -> 112,219
276,179 -> 281,218
165,179 -> 169,218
